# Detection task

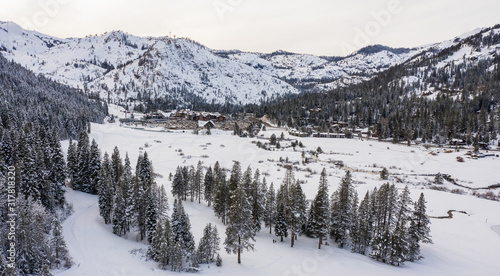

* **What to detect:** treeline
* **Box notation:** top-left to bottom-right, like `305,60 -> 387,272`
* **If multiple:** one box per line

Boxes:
0,54 -> 108,140
0,123 -> 72,275
83,142 -> 222,272
172,162 -> 431,266
256,29 -> 500,145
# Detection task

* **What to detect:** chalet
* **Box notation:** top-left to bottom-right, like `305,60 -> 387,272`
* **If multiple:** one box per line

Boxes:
198,120 -> 216,129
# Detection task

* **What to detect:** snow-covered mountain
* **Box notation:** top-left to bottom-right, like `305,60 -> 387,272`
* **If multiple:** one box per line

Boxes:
214,45 -> 421,92
0,21 -> 297,105
1,21 -> 499,105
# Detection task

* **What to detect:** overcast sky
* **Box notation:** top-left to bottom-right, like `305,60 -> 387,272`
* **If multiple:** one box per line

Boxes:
1,0 -> 499,56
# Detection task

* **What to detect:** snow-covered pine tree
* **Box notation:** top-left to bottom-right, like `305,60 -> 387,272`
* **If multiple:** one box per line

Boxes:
264,181 -> 276,234
370,183 -> 398,262
204,166 -> 215,206
210,224 -> 221,262
287,180 -> 308,247
216,253 -> 223,267
330,171 -> 358,248
274,203 -> 288,242
250,169 -> 265,232
313,168 -> 330,249
121,153 -> 134,233
224,174 -> 256,264
228,161 -> 242,207
147,218 -> 165,262
412,192 -> 432,245
136,152 -> 155,241
171,166 -> 185,200
197,223 -> 213,264
16,197 -> 51,275
159,219 -> 173,269
48,128 -> 66,208
188,166 -> 195,202
111,146 -> 124,187
351,191 -> 373,255
146,186 -> 159,243
213,169 -> 228,224
170,241 -> 184,272
195,161 -> 203,203
171,199 -> 195,263
66,138 -> 78,186
98,152 -> 113,224
112,186 -> 128,236
242,166 -> 253,196
74,130 -> 90,192
87,139 -> 101,194
304,201 -> 316,238
50,215 -> 72,269
157,185 -> 169,221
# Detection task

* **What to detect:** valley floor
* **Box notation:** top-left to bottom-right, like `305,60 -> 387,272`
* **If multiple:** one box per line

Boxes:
55,107 -> 500,276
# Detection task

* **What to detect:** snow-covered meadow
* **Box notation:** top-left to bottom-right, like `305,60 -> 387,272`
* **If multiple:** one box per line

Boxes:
57,106 -> 500,276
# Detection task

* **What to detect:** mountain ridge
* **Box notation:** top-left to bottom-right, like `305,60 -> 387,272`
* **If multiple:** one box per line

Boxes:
1,21 -> 499,107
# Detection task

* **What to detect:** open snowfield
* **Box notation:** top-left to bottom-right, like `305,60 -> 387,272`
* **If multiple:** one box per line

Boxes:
56,106 -> 500,276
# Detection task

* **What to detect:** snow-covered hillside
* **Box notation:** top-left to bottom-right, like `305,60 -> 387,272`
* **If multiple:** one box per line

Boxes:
2,21 -> 499,106
216,46 -> 422,91
0,21 -> 297,105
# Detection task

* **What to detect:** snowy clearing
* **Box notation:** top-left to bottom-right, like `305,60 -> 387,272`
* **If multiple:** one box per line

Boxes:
56,108 -> 500,276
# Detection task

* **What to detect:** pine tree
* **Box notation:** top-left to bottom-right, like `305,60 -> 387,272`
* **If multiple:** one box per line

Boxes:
121,153 -> 134,232
250,169 -> 265,232
312,168 -> 330,249
287,180 -> 307,247
74,130 -> 90,192
188,166 -> 195,202
264,181 -> 276,234
274,203 -> 288,242
330,171 -> 358,248
146,186 -> 159,243
370,183 -> 398,262
112,186 -> 128,236
66,138 -> 78,186
204,166 -> 215,206
224,175 -> 256,264
213,170 -> 228,224
50,215 -> 72,269
194,161 -> 203,203
87,139 -> 101,194
216,254 -> 223,267
111,146 -> 124,186
172,166 -> 185,199
171,199 -> 195,262
413,193 -> 432,244
148,218 -> 165,262
351,191 -> 373,255
98,152 -> 113,224
136,152 -> 155,241
197,223 -> 214,264
48,128 -> 66,208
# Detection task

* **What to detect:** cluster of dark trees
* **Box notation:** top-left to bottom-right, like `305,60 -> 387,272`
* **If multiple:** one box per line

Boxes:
172,161 -> 431,266
256,27 -> 500,145
85,144 -> 222,271
0,54 -> 107,275
307,170 -> 432,266
0,123 -> 72,275
0,54 -> 108,139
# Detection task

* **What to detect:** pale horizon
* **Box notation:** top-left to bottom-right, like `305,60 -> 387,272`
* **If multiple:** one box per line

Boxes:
1,0 -> 499,56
